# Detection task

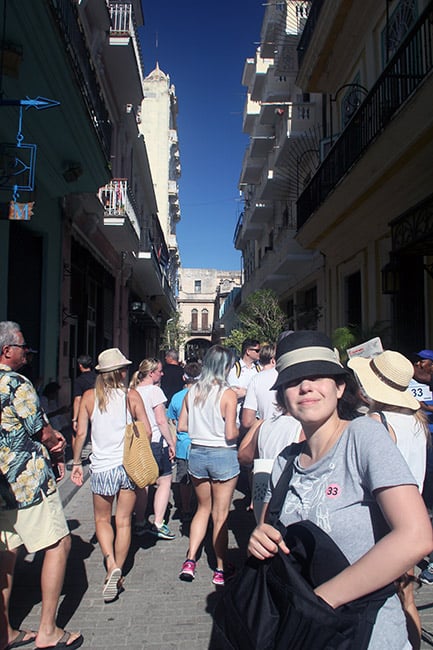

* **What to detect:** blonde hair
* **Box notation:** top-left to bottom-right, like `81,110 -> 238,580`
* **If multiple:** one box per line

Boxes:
95,369 -> 126,412
129,358 -> 160,388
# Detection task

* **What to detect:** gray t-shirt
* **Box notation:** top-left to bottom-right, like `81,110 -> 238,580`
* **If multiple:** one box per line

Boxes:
266,417 -> 416,650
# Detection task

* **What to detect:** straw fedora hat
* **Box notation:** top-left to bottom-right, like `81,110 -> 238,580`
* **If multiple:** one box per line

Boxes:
95,348 -> 132,373
347,350 -> 419,410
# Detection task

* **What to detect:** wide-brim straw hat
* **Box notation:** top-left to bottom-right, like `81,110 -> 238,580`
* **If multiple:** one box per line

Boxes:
348,350 -> 419,410
271,330 -> 347,390
95,348 -> 132,373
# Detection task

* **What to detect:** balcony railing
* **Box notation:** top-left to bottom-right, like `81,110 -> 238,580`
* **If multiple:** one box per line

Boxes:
297,2 -> 433,229
49,0 -> 111,161
98,178 -> 140,236
233,212 -> 243,246
297,0 -> 325,68
108,2 -> 145,79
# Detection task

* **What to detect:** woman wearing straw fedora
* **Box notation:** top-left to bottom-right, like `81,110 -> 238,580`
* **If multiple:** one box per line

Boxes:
71,348 -> 151,603
348,350 -> 429,650
248,331 -> 433,649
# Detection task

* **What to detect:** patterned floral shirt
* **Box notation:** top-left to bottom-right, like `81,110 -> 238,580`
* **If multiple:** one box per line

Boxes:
0,364 -> 57,510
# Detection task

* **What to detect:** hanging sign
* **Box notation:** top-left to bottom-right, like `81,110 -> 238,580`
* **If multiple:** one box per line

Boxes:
9,200 -> 35,220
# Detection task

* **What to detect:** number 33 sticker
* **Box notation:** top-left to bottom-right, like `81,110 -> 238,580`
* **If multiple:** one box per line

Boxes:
326,484 -> 341,498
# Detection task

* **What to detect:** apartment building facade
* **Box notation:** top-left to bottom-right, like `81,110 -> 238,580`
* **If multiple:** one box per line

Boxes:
235,0 -> 433,352
0,0 -> 176,399
177,268 -> 242,361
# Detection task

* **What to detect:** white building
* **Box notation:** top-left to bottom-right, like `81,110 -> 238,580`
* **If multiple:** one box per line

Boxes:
140,63 -> 181,293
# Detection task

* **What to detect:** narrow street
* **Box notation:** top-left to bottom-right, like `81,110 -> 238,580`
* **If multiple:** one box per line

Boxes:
7,470 -> 433,649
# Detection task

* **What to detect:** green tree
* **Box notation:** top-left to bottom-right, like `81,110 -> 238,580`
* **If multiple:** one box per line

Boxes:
160,311 -> 188,352
225,289 -> 288,353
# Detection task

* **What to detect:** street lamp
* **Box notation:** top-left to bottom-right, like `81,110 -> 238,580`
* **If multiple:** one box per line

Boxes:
329,83 -> 369,147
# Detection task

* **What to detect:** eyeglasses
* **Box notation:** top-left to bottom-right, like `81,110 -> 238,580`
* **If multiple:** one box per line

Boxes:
249,348 -> 260,353
9,343 -> 28,349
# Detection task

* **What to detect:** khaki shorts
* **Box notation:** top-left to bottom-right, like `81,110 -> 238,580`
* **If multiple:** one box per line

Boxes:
0,490 -> 69,553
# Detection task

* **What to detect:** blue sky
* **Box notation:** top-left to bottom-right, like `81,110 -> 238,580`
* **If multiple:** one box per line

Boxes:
139,2 -> 265,271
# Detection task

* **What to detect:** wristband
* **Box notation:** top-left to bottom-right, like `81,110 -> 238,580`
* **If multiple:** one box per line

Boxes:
72,419 -> 78,423
72,462 -> 82,466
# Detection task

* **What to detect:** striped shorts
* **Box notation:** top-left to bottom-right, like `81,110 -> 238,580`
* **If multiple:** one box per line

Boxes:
90,464 -> 135,496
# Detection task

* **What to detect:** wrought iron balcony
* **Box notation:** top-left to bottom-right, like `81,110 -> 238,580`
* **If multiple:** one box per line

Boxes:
108,2 -> 145,78
48,0 -> 111,161
98,178 -> 140,241
297,3 -> 433,229
297,0 -> 325,68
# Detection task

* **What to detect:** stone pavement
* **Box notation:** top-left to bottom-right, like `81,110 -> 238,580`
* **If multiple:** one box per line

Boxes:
9,469 -> 255,649
7,470 -> 433,649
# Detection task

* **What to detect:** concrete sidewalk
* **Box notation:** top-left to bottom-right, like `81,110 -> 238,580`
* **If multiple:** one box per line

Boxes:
8,471 -> 433,649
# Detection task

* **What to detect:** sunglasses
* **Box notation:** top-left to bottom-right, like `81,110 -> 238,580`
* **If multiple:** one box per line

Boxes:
249,348 -> 260,353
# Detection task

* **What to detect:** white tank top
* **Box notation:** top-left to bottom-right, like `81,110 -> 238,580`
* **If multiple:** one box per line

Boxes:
382,410 -> 427,492
188,384 -> 235,448
90,388 -> 130,472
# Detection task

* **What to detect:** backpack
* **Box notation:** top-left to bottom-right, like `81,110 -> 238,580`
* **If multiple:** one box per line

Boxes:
209,444 -> 395,650
234,359 -> 261,378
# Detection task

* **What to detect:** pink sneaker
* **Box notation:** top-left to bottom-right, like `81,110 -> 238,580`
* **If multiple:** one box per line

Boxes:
212,569 -> 225,586
179,559 -> 196,581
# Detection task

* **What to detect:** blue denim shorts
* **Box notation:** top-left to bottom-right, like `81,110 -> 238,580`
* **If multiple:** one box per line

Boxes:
188,445 -> 240,481
151,442 -> 173,478
90,464 -> 135,496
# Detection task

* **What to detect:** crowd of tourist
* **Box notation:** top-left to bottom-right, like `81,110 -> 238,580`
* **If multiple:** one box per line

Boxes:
2,319 -> 433,649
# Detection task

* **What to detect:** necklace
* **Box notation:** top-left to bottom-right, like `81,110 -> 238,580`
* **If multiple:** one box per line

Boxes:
300,420 -> 345,467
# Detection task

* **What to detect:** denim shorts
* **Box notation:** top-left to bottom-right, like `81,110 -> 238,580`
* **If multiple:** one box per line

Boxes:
188,445 -> 240,481
151,442 -> 173,478
90,464 -> 135,496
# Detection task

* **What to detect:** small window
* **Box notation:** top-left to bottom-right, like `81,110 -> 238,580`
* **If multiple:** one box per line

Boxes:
194,280 -> 201,293
201,308 -> 208,330
191,309 -> 198,331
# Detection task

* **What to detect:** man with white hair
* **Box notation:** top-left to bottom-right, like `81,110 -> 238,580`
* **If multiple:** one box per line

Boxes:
0,321 -> 83,650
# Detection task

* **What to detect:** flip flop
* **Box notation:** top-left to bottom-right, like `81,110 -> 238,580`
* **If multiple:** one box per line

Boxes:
6,630 -> 36,649
35,631 -> 83,649
102,567 -> 122,602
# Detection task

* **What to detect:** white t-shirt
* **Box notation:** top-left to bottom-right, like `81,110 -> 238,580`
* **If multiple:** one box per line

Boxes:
243,367 -> 279,420
135,384 -> 167,444
258,413 -> 302,460
267,417 -> 416,650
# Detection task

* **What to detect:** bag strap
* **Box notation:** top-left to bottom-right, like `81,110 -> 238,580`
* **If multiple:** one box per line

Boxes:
266,442 -> 305,532
125,392 -> 134,424
377,411 -> 388,429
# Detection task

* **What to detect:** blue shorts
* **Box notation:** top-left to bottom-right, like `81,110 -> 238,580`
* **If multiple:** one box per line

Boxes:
188,445 -> 240,482
90,464 -> 135,496
151,442 -> 173,478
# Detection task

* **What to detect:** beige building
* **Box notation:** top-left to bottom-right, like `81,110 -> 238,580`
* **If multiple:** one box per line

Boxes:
140,63 -> 181,294
235,0 -> 433,353
177,268 -> 242,360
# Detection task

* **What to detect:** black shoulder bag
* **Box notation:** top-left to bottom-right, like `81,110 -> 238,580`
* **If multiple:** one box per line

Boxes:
209,443 -> 395,650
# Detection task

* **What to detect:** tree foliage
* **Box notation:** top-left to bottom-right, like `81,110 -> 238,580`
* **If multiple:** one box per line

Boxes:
160,311 -> 188,352
225,289 -> 288,353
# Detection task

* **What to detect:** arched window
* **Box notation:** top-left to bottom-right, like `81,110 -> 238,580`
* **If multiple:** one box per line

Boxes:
201,308 -> 208,331
191,309 -> 198,331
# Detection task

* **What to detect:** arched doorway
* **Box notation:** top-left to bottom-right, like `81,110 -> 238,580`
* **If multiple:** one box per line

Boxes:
184,338 -> 212,362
